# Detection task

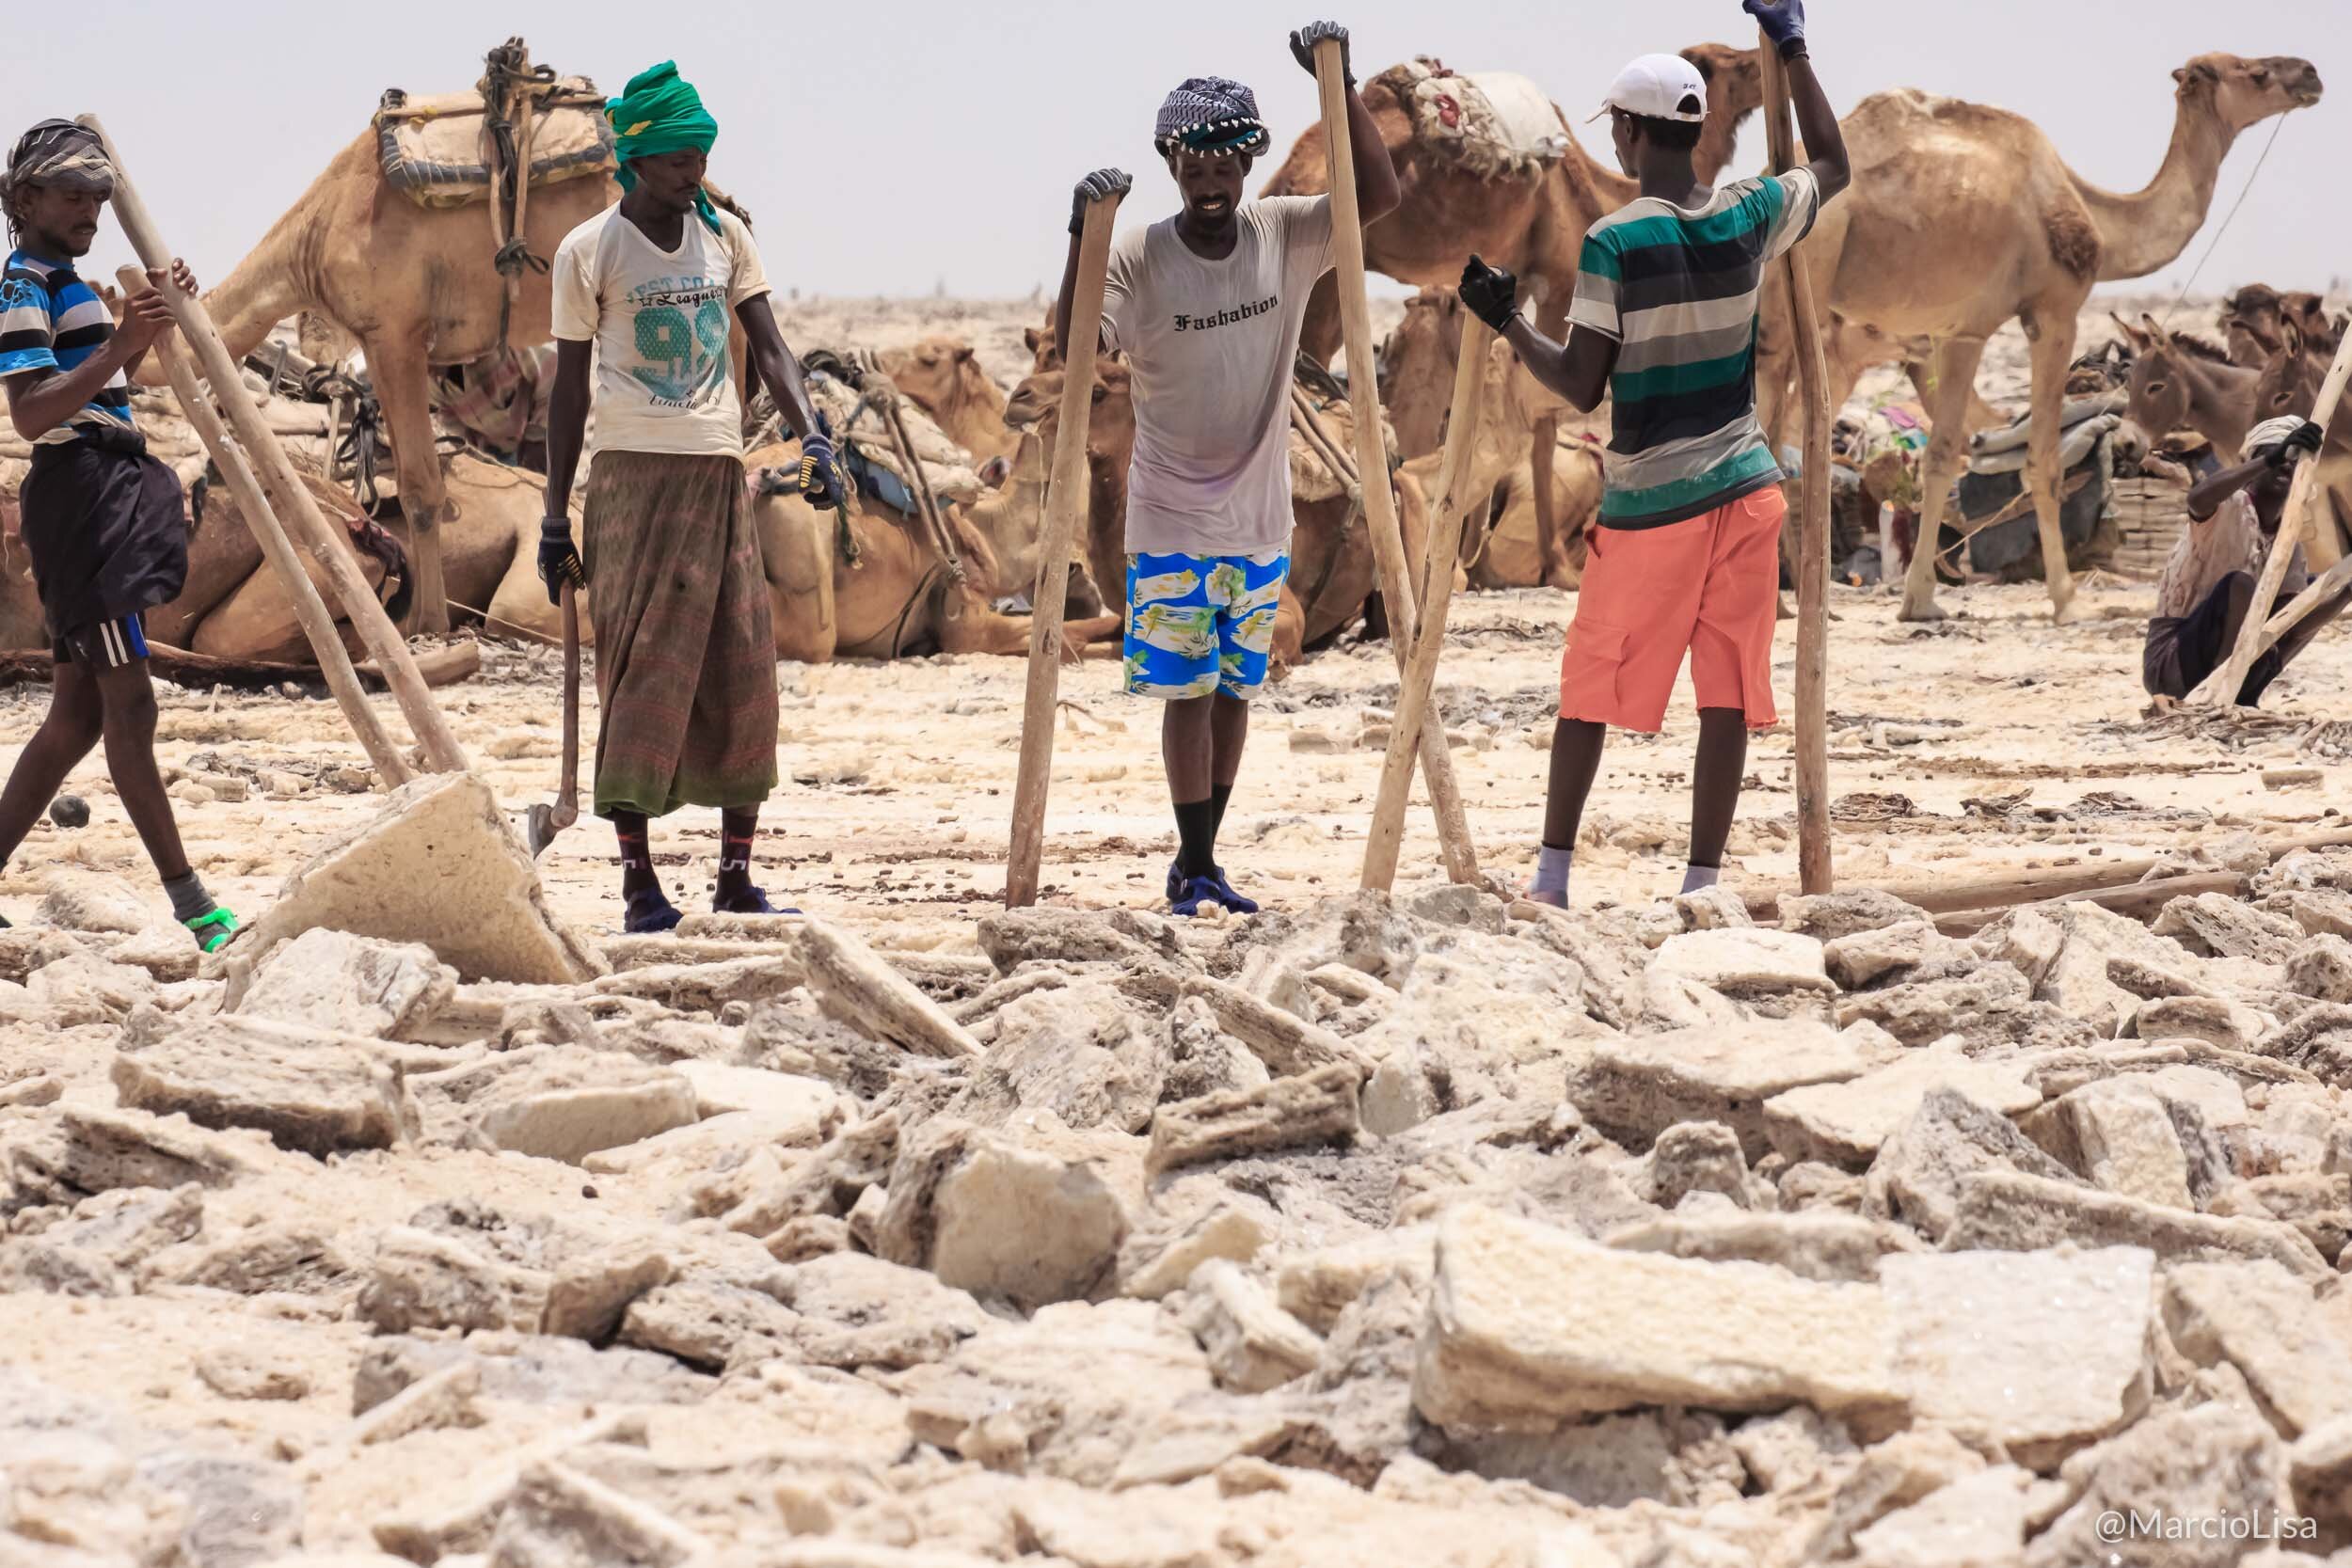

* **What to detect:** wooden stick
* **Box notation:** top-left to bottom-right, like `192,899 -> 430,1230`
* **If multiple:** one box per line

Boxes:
2235,554 -> 2352,664
1929,868 -> 2248,937
1362,314 -> 1494,890
1741,824 -> 2352,924
1004,191 -> 1120,908
1758,40 -> 1834,895
84,116 -> 470,776
119,268 -> 413,788
1314,38 -> 1480,887
2196,328 -> 2352,705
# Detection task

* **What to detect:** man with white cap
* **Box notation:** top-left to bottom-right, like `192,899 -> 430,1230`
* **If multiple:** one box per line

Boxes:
1456,0 -> 1849,909
2143,415 -> 2342,706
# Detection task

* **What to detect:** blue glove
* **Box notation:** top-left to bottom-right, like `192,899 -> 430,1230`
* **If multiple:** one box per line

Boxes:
1742,0 -> 1806,55
537,515 -> 583,606
798,430 -> 847,510
1070,168 -> 1132,235
1290,21 -> 1352,87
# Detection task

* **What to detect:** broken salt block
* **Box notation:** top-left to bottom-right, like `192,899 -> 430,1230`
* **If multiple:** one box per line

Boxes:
233,771 -> 606,985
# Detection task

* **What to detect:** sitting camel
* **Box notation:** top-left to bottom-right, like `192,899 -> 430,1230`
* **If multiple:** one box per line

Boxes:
1263,44 -> 1763,580
874,338 -> 1019,467
745,442 -> 1119,663
1004,358 -> 1433,671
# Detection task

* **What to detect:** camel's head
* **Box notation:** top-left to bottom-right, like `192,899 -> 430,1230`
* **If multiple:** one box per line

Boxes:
1677,42 -> 1765,120
2174,54 -> 2323,132
1024,323 -> 1062,372
1379,286 -> 1466,458
879,337 -> 999,420
1006,358 -> 1136,467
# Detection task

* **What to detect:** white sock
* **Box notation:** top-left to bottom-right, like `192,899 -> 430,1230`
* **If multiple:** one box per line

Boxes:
1680,863 -> 1723,895
1531,843 -> 1572,900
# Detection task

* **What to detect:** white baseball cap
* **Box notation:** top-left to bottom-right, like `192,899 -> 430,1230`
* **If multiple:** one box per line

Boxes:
1589,53 -> 1708,123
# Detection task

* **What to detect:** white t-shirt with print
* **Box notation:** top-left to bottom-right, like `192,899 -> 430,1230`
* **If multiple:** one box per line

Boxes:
1101,195 -> 1336,557
550,205 -> 770,459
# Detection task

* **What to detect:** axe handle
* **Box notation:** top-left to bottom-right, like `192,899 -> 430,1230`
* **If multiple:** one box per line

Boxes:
557,581 -> 580,823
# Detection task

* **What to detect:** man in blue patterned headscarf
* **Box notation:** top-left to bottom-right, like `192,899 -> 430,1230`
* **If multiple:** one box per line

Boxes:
1048,23 -> 1401,919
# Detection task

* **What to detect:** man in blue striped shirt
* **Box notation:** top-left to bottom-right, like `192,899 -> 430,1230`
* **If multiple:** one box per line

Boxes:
0,119 -> 236,950
1460,0 -> 1849,909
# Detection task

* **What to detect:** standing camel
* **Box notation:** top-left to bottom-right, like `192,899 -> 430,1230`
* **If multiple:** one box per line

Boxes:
1262,44 -> 1763,582
139,91 -> 619,634
1757,52 -> 2320,622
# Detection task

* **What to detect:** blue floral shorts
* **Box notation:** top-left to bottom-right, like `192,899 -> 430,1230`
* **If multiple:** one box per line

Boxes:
1122,548 -> 1290,700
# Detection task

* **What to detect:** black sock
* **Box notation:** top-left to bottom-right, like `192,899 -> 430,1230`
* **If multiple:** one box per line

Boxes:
717,807 -> 758,904
1210,783 -> 1233,841
1173,797 -> 1218,878
613,811 -> 661,902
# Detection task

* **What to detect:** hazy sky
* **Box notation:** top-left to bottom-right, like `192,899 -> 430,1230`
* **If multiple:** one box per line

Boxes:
8,0 -> 2341,303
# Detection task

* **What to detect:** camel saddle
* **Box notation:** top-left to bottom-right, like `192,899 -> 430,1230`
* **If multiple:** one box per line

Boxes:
1372,58 -> 1567,181
374,76 -> 612,208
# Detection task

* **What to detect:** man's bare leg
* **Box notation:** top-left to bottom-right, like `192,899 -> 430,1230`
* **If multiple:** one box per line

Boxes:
1685,707 -> 1749,891
91,657 -> 230,944
0,659 -> 103,877
1531,719 -> 1607,907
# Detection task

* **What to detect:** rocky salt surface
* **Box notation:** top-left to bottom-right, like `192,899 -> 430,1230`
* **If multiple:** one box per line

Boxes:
9,817 -> 2352,1565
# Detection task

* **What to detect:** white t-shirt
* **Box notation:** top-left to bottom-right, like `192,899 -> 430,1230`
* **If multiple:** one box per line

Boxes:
1101,195 -> 1336,557
549,205 -> 770,459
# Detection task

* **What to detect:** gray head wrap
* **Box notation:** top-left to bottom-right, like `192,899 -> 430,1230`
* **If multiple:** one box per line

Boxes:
1154,78 -> 1270,159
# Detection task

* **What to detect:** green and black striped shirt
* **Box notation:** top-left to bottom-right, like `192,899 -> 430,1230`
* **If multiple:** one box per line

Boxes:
1568,169 -> 1819,530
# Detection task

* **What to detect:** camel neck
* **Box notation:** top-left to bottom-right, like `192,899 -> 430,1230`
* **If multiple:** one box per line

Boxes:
2070,88 -> 2238,282
206,196 -> 326,362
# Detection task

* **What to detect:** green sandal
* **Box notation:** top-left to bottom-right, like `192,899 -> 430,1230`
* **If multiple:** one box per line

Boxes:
183,906 -> 239,954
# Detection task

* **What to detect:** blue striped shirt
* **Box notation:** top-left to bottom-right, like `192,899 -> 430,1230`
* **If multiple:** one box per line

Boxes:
0,248 -> 138,445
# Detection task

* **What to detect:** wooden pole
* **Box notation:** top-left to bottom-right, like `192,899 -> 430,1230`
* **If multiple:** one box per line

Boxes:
1004,190 -> 1120,908
1758,40 -> 1834,895
1361,313 -> 1494,890
2194,328 -> 2352,705
1313,37 -> 1480,886
2233,554 -> 2352,666
83,116 -> 470,775
120,269 -> 413,788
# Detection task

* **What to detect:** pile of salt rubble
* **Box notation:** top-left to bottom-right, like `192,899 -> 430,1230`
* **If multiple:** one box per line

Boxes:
8,791 -> 2352,1566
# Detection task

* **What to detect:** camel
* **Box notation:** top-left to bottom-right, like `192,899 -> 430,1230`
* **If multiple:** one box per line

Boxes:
1380,286 -> 1604,589
139,87 -> 620,637
746,445 -> 1119,663
1756,52 -> 2321,623
1003,359 -> 1433,669
875,338 -> 1018,467
2220,283 -> 2342,365
1263,44 -> 1764,584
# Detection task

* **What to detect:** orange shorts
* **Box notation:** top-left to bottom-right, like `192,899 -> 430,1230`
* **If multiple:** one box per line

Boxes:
1559,484 -> 1786,733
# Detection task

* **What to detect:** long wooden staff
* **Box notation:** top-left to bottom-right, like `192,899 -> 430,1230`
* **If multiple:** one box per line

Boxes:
118,269 -> 413,788
83,116 -> 470,776
1313,36 -> 1479,886
1004,190 -> 1120,908
1756,44 -> 1833,893
2193,328 -> 2352,705
1362,313 -> 1493,889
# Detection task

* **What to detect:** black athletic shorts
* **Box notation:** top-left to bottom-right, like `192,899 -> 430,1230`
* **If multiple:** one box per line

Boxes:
54,610 -> 152,671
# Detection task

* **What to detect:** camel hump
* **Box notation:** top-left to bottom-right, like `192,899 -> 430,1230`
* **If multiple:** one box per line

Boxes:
374,78 -> 614,209
1370,57 -> 1568,178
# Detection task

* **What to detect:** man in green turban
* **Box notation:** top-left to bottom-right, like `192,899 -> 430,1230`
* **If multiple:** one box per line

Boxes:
540,61 -> 846,931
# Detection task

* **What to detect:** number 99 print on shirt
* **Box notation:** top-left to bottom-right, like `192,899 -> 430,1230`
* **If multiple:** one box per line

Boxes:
550,204 -> 773,460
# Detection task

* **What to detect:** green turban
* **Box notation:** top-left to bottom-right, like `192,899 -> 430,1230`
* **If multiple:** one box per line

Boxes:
608,61 -> 721,232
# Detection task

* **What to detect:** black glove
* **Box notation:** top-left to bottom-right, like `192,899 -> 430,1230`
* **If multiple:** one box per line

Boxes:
537,515 -> 583,606
1290,21 -> 1352,86
2276,420 -> 2325,466
798,430 -> 848,510
1070,168 -> 1133,235
1459,255 -> 1519,334
1742,0 -> 1807,58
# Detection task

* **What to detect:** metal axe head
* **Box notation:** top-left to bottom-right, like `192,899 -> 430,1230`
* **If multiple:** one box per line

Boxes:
524,801 -> 557,858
